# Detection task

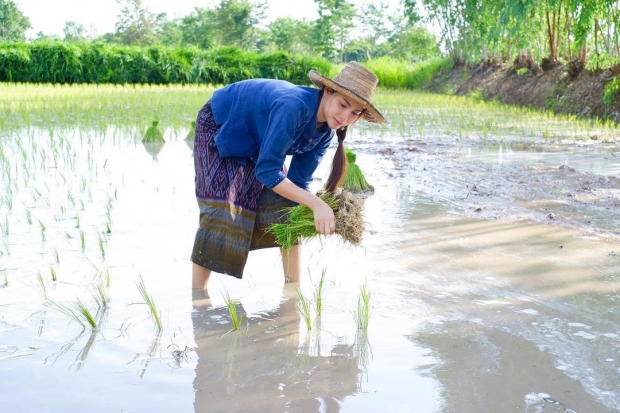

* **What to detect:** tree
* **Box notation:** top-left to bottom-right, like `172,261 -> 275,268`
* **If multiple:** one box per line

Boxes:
63,21 -> 87,43
213,0 -> 267,49
114,0 -> 161,46
179,7 -> 217,49
390,25 -> 440,61
0,0 -> 31,42
312,0 -> 357,61
267,17 -> 315,55
347,1 -> 397,60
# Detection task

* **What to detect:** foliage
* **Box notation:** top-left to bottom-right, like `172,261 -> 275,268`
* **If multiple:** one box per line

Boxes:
364,56 -> 453,89
0,41 -> 331,85
0,0 -> 30,42
114,0 -> 162,46
312,0 -> 357,61
400,0 -> 620,70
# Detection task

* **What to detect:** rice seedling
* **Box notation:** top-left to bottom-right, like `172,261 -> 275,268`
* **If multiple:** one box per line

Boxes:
313,269 -> 327,318
37,271 -> 48,300
38,219 -> 46,242
1,270 -> 8,287
46,298 -> 98,330
136,275 -> 163,331
353,283 -> 372,331
221,290 -> 244,331
80,230 -> 86,249
142,120 -> 165,143
268,190 -> 365,250
53,249 -> 59,264
296,287 -> 313,330
0,216 -> 8,236
98,234 -> 106,257
50,266 -> 57,282
92,283 -> 109,308
341,149 -> 374,193
73,298 -> 98,329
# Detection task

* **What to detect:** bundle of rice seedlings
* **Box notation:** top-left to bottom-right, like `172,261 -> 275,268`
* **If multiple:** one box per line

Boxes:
268,189 -> 365,250
185,120 -> 196,141
342,148 -> 374,192
142,120 -> 164,143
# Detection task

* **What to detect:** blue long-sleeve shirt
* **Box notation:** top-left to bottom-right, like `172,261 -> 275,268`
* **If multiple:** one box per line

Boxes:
210,79 -> 334,191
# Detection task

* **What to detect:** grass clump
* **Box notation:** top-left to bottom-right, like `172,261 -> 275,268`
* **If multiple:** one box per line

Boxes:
342,149 -> 374,193
142,120 -> 164,143
268,189 -> 365,250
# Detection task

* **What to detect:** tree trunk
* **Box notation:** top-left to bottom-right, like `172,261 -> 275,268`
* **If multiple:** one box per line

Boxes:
545,9 -> 557,62
579,43 -> 587,67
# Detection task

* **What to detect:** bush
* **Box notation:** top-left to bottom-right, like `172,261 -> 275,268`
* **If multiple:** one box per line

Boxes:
364,56 -> 453,89
0,41 -> 334,86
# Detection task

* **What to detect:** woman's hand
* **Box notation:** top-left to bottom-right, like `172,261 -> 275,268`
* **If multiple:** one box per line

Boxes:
310,198 -> 336,235
271,179 -> 336,235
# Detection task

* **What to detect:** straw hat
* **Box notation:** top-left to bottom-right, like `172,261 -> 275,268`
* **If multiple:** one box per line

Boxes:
309,61 -> 386,124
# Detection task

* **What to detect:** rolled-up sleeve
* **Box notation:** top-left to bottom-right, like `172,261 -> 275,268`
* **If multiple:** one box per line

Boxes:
254,98 -> 308,189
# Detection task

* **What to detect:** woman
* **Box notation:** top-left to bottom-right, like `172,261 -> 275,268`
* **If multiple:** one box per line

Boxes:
191,61 -> 385,289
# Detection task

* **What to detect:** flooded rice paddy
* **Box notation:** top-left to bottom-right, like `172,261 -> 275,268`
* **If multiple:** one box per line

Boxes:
1,85 -> 619,412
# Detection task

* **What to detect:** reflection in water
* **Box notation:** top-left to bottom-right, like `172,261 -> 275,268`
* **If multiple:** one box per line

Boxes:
128,331 -> 163,379
142,141 -> 166,161
191,285 -> 362,412
43,306 -> 110,373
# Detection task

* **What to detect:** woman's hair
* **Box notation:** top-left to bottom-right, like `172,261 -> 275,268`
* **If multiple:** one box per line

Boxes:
322,88 -> 366,192
324,126 -> 348,192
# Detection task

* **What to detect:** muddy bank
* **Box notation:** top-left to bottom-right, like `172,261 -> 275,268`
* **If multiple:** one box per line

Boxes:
425,61 -> 620,124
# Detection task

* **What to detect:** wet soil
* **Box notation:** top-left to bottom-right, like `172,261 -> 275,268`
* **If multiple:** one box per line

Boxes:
357,137 -> 620,239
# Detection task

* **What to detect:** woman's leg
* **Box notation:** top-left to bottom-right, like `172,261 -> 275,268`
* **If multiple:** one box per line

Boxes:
281,245 -> 301,283
192,263 -> 212,289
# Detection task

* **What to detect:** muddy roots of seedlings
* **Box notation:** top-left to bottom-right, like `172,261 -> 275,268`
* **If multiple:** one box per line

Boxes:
330,189 -> 365,246
268,189 -> 365,250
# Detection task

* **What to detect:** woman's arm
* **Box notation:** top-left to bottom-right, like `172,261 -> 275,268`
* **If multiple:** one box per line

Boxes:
271,179 -> 335,235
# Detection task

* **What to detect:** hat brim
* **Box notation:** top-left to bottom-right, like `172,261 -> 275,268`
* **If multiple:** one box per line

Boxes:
309,70 -> 385,124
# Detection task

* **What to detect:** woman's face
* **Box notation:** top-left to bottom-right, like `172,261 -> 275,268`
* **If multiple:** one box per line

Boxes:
317,90 -> 365,129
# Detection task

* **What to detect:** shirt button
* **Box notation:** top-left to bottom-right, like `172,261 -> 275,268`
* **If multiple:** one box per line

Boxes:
308,139 -> 313,143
